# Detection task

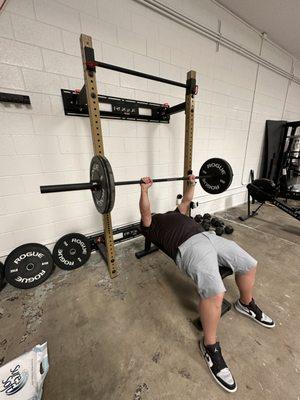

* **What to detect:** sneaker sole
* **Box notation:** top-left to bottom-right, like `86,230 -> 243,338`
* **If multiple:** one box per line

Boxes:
234,302 -> 275,329
199,341 -> 237,393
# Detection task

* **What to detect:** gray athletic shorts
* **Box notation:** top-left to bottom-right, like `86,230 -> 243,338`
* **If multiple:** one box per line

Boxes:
175,232 -> 257,299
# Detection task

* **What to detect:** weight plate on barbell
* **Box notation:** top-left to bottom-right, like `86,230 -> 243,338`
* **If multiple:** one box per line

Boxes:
199,158 -> 233,194
101,155 -> 116,213
52,233 -> 91,270
90,155 -> 115,214
4,243 -> 54,289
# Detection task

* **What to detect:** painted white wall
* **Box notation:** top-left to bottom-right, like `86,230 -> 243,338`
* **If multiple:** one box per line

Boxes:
0,0 -> 299,259
281,58 -> 300,123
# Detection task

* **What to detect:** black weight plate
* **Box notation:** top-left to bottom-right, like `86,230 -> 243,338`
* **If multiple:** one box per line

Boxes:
4,243 -> 54,289
53,233 -> 91,270
199,158 -> 233,194
90,155 -> 115,214
101,156 -> 115,213
0,261 -> 5,289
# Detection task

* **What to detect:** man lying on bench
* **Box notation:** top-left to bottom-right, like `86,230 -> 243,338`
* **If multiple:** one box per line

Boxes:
139,174 -> 275,393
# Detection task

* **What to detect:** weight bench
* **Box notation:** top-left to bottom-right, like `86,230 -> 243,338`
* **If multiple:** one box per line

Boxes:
135,237 -> 232,330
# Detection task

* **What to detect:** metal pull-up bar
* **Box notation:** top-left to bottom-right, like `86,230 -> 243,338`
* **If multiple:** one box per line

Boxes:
86,60 -> 187,89
84,46 -> 193,90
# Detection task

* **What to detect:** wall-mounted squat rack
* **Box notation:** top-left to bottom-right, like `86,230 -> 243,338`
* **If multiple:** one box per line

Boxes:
78,33 -> 197,278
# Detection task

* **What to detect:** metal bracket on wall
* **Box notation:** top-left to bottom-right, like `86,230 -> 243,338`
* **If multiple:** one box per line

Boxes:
61,88 -> 170,123
0,92 -> 31,104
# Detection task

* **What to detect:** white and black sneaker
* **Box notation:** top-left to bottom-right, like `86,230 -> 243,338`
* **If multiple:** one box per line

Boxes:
199,339 -> 237,393
235,298 -> 275,328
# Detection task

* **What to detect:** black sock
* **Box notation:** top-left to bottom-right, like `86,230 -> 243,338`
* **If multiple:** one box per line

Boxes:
240,298 -> 253,307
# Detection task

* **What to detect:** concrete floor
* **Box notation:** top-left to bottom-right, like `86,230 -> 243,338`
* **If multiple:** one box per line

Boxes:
0,201 -> 299,399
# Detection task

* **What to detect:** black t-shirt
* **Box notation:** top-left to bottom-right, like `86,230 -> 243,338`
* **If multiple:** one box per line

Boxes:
140,209 -> 204,261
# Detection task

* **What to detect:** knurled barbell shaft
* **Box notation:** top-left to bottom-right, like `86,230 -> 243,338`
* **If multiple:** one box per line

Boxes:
115,175 -> 202,186
40,174 -> 213,194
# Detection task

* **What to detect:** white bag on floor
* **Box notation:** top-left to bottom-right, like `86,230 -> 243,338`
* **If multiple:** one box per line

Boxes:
0,342 -> 48,400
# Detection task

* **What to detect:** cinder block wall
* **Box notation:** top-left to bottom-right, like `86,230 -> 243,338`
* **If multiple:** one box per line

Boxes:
0,0 -> 299,259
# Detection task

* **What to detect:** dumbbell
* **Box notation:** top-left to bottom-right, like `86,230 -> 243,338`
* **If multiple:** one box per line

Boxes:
202,220 -> 210,231
215,226 -> 224,236
225,225 -> 234,234
203,213 -> 211,222
211,217 -> 225,228
190,201 -> 199,209
211,217 -> 219,227
194,214 -> 203,223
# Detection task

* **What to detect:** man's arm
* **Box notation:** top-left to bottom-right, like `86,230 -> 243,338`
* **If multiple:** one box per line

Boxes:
139,177 -> 153,227
178,174 -> 196,215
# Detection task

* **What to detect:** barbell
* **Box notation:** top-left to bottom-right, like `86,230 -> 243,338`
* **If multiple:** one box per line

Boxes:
40,156 -> 233,214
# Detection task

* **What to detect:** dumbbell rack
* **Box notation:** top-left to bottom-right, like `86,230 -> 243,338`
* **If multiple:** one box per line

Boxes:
79,34 -> 197,278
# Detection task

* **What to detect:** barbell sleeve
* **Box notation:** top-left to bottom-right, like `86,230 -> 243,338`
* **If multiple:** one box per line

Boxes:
40,181 -> 99,194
